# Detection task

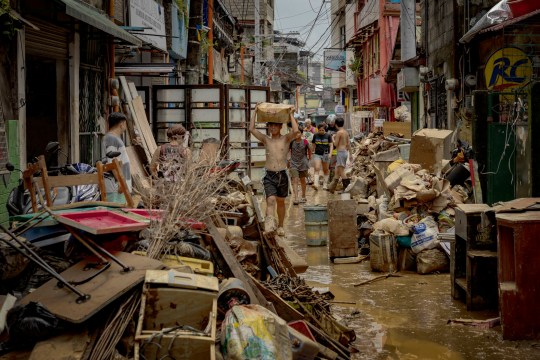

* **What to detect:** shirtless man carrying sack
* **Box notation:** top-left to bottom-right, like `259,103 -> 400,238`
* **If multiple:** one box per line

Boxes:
250,104 -> 300,237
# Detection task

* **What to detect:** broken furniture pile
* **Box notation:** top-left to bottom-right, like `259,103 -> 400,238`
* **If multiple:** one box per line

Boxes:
0,160 -> 355,359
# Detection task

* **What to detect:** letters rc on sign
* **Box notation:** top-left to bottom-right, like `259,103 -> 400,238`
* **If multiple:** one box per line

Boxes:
484,47 -> 532,91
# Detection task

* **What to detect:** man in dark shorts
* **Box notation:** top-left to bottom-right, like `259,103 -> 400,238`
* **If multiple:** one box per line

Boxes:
250,104 -> 300,237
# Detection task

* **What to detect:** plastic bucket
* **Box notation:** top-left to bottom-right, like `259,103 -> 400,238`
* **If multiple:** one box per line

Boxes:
303,205 -> 328,222
305,221 -> 328,246
445,163 -> 470,186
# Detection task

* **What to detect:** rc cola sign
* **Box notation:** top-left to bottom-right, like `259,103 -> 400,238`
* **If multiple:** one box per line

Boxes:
484,47 -> 532,91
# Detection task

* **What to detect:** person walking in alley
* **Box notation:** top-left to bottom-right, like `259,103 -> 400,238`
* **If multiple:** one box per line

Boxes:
250,105 -> 300,237
328,117 -> 352,194
311,123 -> 332,190
289,123 -> 311,205
149,124 -> 191,181
304,119 -> 316,137
102,112 -> 131,203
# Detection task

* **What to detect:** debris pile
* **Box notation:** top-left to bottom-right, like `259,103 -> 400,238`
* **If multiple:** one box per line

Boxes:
346,130 -> 474,275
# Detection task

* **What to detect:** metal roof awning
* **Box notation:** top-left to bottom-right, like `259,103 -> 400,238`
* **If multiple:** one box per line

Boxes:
115,63 -> 175,75
57,0 -> 142,47
346,22 -> 378,48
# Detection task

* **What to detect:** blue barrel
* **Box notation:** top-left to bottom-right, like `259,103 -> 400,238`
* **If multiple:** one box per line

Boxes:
304,205 -> 328,246
303,205 -> 328,222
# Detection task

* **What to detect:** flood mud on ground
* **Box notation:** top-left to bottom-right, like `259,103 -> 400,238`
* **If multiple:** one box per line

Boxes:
264,189 -> 540,359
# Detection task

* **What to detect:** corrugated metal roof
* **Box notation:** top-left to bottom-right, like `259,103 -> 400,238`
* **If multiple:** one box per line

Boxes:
479,8 -> 540,34
58,0 -> 142,47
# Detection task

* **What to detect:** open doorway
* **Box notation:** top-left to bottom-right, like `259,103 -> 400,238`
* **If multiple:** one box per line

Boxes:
25,56 -> 68,165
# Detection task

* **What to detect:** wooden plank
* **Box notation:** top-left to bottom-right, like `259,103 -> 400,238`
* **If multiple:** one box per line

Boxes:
132,96 -> 157,155
276,237 -> 308,273
126,146 -> 151,190
29,330 -> 90,360
128,82 -> 139,100
20,252 -> 164,323
205,220 -> 275,312
118,76 -> 139,147
34,174 -> 100,188
119,76 -> 133,102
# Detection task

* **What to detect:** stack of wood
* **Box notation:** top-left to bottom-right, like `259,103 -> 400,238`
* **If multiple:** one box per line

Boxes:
117,76 -> 154,195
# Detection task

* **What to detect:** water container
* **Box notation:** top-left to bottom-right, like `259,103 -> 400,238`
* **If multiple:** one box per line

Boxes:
398,144 -> 410,161
304,205 -> 328,246
369,232 -> 398,272
305,221 -> 328,246
303,205 -> 328,222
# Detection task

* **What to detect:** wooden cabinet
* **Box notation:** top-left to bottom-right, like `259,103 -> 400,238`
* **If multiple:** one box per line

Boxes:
135,270 -> 219,360
496,211 -> 540,340
451,204 -> 498,311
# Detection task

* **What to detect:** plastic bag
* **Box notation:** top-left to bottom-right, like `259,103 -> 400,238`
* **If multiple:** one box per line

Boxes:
221,304 -> 292,360
377,195 -> 392,221
410,216 -> 439,254
417,248 -> 449,274
6,302 -> 67,349
373,218 -> 410,236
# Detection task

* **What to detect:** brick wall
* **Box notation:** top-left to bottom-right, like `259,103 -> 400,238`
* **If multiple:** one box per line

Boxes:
0,120 -> 20,225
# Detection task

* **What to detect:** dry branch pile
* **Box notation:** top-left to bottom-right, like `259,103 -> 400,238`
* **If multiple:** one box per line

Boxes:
139,153 -> 231,260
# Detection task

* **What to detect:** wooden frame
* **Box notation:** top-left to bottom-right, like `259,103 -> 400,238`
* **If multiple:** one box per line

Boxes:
23,155 -> 134,212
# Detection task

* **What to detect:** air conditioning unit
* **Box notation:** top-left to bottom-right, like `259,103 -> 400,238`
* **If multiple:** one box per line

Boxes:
397,67 -> 419,92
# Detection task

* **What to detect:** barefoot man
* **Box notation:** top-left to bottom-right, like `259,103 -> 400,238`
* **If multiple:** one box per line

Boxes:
250,105 -> 300,237
328,117 -> 352,193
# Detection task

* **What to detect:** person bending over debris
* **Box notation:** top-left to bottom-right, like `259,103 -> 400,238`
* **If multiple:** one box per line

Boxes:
328,117 -> 352,193
250,104 -> 300,237
150,124 -> 191,181
102,112 -> 132,202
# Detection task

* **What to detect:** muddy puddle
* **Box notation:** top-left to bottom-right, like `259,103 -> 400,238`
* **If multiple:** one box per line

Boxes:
269,189 -> 540,359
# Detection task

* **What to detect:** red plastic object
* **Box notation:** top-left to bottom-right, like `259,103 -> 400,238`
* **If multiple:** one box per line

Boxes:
122,209 -> 206,230
288,320 -> 316,341
507,0 -> 540,17
56,210 -> 149,235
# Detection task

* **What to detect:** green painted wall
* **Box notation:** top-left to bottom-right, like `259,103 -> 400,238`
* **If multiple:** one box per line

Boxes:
0,120 -> 20,225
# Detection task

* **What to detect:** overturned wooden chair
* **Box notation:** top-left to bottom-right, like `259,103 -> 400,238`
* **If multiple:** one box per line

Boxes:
23,155 -> 134,212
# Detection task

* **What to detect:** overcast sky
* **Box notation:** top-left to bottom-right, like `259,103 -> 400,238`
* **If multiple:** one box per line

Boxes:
274,0 -> 331,62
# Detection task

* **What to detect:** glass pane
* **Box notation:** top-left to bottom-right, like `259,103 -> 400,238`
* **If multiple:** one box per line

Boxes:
156,88 -> 184,102
192,88 -> 220,102
156,109 -> 185,123
192,109 -> 220,122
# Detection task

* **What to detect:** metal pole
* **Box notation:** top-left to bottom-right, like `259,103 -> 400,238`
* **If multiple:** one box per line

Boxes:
208,0 -> 214,84
0,223 -> 90,303
254,0 -> 260,84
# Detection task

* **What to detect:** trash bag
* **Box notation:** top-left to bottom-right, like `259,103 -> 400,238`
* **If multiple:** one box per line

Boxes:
417,248 -> 449,274
410,216 -> 439,254
221,304 -> 292,360
6,302 -> 67,349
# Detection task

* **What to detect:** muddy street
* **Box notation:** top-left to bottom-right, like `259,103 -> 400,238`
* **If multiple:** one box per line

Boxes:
270,189 -> 540,360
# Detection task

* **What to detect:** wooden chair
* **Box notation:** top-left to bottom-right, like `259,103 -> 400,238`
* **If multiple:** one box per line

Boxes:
23,155 -> 134,212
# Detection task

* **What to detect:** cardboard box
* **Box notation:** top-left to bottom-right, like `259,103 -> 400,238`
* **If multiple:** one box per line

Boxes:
256,102 -> 294,123
409,128 -> 453,174
383,121 -> 412,139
